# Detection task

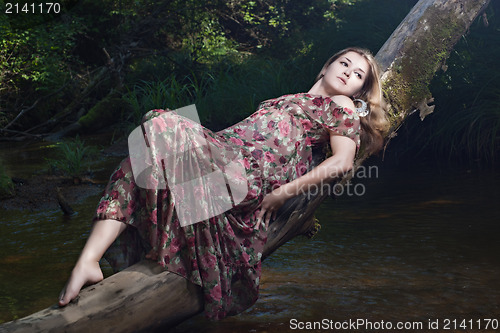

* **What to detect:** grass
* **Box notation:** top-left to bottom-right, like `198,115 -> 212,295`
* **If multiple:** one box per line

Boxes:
46,136 -> 99,181
0,162 -> 14,199
122,56 -> 316,131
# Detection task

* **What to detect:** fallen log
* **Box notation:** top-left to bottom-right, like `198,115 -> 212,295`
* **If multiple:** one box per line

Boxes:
0,151 -> 326,333
0,0 -> 491,331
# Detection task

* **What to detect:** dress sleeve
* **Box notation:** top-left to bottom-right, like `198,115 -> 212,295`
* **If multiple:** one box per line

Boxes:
299,94 -> 361,149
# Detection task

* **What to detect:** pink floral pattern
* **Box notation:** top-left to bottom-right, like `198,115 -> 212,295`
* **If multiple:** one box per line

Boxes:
94,93 -> 360,319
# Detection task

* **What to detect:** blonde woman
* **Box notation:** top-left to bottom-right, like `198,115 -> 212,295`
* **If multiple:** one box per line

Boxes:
59,47 -> 389,319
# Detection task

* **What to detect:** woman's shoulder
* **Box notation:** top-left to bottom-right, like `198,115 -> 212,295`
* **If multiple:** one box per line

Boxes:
329,95 -> 356,111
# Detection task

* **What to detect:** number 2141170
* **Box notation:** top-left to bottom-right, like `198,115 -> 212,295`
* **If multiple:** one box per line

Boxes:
442,319 -> 499,330
5,3 -> 61,14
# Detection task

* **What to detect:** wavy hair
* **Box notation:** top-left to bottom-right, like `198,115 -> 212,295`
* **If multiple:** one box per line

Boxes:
316,47 -> 390,156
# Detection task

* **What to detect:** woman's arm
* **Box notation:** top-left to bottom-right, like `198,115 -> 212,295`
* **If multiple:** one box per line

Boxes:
256,96 -> 357,229
255,135 -> 355,229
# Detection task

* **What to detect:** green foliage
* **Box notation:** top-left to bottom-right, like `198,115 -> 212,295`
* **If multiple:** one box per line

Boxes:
123,54 -> 314,130
1,0 -> 372,130
254,0 -> 417,62
181,11 -> 239,62
121,0 -> 418,132
123,75 -> 202,124
1,0 -> 498,166
197,57 -> 313,128
0,1 -> 84,129
0,161 -> 14,199
46,136 -> 98,179
323,0 -> 356,20
0,2 -> 82,89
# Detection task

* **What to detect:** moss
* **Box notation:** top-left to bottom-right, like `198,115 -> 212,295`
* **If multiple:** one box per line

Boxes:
0,164 -> 15,199
78,93 -> 133,131
383,2 -> 474,125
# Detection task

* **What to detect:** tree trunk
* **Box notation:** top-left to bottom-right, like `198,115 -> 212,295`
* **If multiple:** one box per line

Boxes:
0,0 -> 491,332
376,0 -> 492,133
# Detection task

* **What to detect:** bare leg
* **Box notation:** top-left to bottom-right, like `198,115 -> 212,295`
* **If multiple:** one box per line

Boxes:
59,219 -> 127,306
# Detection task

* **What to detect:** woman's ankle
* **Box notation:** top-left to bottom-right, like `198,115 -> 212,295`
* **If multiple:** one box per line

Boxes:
59,260 -> 104,306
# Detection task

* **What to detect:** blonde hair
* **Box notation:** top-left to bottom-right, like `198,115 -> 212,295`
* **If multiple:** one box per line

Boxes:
316,47 -> 389,156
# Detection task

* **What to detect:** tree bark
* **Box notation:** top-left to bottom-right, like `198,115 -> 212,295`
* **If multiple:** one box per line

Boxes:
0,0 -> 491,332
376,0 -> 491,130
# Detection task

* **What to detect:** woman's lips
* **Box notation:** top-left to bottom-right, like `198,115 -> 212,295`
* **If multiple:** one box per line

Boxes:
337,77 -> 346,84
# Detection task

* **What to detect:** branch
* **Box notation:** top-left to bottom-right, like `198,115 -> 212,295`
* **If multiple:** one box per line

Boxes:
2,99 -> 40,131
1,82 -> 69,134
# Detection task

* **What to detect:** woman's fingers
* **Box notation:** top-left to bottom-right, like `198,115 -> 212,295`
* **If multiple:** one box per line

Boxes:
255,208 -> 275,230
256,208 -> 271,230
255,209 -> 264,229
264,210 -> 272,228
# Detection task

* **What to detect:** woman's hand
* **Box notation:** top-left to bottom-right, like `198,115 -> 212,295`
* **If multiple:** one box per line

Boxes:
255,133 -> 356,231
256,187 -> 289,230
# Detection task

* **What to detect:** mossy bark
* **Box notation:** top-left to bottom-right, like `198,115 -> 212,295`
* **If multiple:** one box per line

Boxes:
78,92 -> 133,131
376,0 -> 491,130
44,91 -> 134,140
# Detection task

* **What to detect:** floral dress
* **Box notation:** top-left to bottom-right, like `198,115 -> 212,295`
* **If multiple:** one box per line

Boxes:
94,93 -> 361,320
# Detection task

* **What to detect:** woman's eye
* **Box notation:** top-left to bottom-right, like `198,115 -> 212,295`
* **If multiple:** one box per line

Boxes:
355,72 -> 362,79
340,61 -> 348,66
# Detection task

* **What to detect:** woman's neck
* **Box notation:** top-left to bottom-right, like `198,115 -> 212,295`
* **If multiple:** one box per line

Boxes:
307,80 -> 333,98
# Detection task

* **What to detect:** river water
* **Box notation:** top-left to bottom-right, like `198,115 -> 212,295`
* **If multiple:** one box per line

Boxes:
1,141 -> 499,332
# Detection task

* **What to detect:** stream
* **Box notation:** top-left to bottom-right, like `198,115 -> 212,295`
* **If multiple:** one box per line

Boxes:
1,140 -> 499,332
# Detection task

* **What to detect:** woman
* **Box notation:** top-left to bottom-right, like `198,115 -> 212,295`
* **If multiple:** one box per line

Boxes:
59,47 -> 389,319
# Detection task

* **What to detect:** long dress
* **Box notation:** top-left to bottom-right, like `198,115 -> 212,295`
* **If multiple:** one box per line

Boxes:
93,93 -> 361,320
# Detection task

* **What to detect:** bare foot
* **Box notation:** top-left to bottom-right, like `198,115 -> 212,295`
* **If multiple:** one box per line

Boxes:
58,260 -> 103,306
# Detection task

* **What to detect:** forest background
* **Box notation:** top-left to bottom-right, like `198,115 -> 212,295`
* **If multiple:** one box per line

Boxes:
0,0 -> 499,194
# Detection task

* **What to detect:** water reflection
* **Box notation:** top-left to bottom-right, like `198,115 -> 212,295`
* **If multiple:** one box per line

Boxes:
1,142 -> 499,331
173,166 -> 500,332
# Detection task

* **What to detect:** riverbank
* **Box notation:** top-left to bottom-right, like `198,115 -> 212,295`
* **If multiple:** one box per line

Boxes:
0,138 -> 128,213
0,175 -> 103,212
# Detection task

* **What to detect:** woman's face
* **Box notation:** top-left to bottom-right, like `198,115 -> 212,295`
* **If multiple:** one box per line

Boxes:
320,51 -> 370,97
